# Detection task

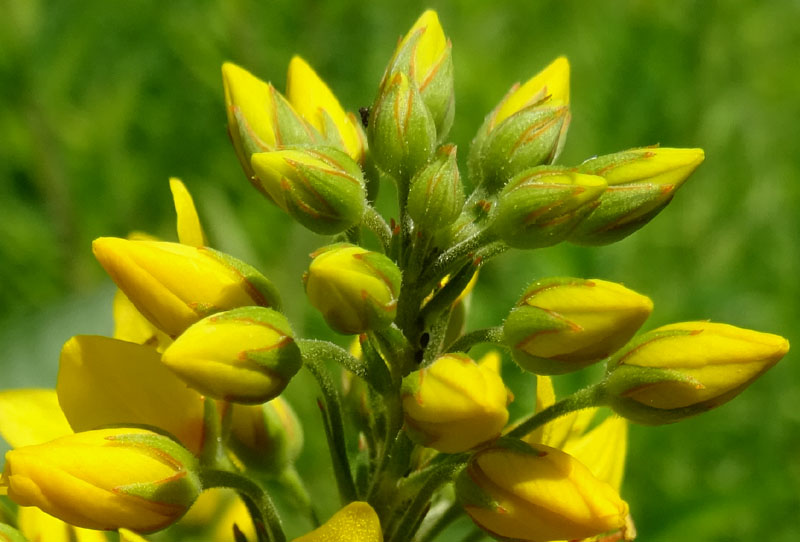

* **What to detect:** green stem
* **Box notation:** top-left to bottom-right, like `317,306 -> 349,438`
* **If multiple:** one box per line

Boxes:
447,326 -> 505,354
363,205 -> 393,254
388,454 -> 469,542
278,467 -> 321,527
416,501 -> 463,542
302,355 -> 358,503
200,469 -> 285,542
422,229 -> 493,291
505,383 -> 607,440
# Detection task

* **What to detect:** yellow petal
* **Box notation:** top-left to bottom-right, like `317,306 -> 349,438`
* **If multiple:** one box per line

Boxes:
169,178 -> 207,247
562,415 -> 628,492
18,506 -> 108,542
292,502 -> 381,542
213,493 -> 256,542
112,289 -> 172,351
57,335 -> 205,454
286,56 -> 363,163
118,529 -> 149,542
493,56 -> 570,128
0,389 -> 72,448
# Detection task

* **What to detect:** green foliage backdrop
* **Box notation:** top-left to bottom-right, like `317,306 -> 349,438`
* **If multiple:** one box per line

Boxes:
1,0 -> 798,539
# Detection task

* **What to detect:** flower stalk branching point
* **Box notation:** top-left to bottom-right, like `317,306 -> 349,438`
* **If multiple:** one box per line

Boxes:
0,9 -> 789,542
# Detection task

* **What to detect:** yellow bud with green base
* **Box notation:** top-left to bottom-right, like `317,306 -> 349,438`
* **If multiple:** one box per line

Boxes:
225,397 -> 304,475
381,10 -> 454,140
570,146 -> 705,245
469,57 -> 570,189
0,428 -> 201,533
304,243 -> 402,334
491,167 -> 607,249
504,277 -> 653,375
162,307 -> 302,404
92,238 -> 280,337
286,56 -> 365,164
222,62 -> 316,181
604,321 -> 790,425
368,71 -> 437,181
250,146 -> 366,235
456,438 -> 629,542
401,353 -> 509,453
292,501 -> 381,542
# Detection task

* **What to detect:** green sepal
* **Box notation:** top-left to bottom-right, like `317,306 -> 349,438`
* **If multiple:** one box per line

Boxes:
107,431 -> 202,508
480,106 -> 570,193
271,87 -> 319,147
407,144 -> 464,235
202,247 -> 282,311
569,183 -> 674,246
503,305 -> 581,375
491,167 -> 606,249
280,146 -> 367,235
368,72 -> 437,182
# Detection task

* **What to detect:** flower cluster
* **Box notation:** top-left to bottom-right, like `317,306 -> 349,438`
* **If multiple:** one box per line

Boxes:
0,10 -> 789,542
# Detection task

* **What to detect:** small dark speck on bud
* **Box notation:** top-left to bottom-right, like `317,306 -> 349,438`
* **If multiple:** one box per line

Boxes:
359,107 -> 370,128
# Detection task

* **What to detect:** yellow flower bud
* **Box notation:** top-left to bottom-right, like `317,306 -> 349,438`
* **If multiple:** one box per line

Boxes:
456,439 -> 629,542
0,428 -> 201,532
57,335 -> 206,453
605,321 -> 790,424
225,397 -> 304,475
222,62 -> 315,180
162,307 -> 302,404
401,353 -> 509,453
383,10 -> 455,138
112,289 -> 172,351
571,147 -> 705,245
92,238 -> 280,337
291,501 -> 381,542
286,56 -> 365,164
504,277 -> 653,374
304,243 -> 401,334
250,146 -> 366,235
493,57 -> 570,128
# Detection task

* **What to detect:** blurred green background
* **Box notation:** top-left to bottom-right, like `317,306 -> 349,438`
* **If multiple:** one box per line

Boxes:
1,0 -> 798,540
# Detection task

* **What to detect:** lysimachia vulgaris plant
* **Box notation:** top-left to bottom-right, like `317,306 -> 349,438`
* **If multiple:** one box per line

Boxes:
0,10 -> 790,542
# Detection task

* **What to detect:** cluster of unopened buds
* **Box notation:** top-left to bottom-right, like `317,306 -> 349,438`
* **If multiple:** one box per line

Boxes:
0,10 -> 790,542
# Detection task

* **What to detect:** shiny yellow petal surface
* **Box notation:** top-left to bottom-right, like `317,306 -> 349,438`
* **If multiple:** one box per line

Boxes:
169,178 -> 207,247
402,354 -> 509,453
93,238 -> 274,336
562,415 -> 628,491
620,321 -> 789,408
57,335 -> 205,453
403,10 -> 447,86
493,56 -> 570,128
0,389 -> 72,448
18,506 -> 108,542
600,148 -> 705,187
292,501 -> 381,542
465,443 -> 628,542
286,56 -> 363,162
2,428 -> 200,532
